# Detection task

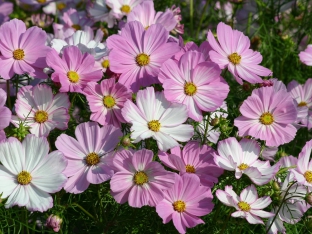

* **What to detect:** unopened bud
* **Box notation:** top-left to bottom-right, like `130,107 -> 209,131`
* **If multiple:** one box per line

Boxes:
46,214 -> 62,232
306,193 -> 312,206
210,118 -> 220,126
121,136 -> 131,147
272,181 -> 280,191
242,82 -> 251,91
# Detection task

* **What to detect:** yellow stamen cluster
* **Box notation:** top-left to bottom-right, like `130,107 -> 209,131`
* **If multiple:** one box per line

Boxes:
56,2 -> 66,11
13,49 -> 25,60
304,171 -> 312,183
298,101 -> 307,107
136,53 -> 150,67
17,171 -> 32,185
259,112 -> 274,125
228,52 -> 241,65
71,24 -> 81,30
173,200 -> 186,213
102,59 -> 110,69
85,152 -> 100,166
120,5 -> 131,13
185,164 -> 196,173
34,110 -> 48,123
238,201 -> 251,212
37,0 -> 46,3
133,171 -> 148,185
184,82 -> 197,96
238,163 -> 249,171
103,95 -> 116,108
147,120 -> 161,132
67,71 -> 80,83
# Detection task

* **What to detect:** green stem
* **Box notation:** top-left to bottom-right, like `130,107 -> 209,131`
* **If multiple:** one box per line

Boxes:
195,0 -> 209,38
71,203 -> 96,221
190,0 -> 194,37
202,113 -> 210,145
6,80 -> 11,110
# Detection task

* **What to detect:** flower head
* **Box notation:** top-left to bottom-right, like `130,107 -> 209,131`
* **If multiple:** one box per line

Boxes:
207,22 -> 272,84
299,45 -> 312,66
46,214 -> 62,232
0,135 -> 67,212
106,0 -> 148,19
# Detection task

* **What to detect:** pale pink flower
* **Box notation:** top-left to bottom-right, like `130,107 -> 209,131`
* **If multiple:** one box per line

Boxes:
87,0 -> 116,28
156,174 -> 214,234
46,45 -> 103,93
0,88 -> 11,131
106,0 -> 150,19
261,146 -> 278,161
61,8 -> 94,31
121,87 -> 194,151
0,135 -> 67,212
84,78 -> 132,127
299,45 -> 312,66
107,21 -> 180,92
46,214 -> 62,232
234,87 -> 298,147
207,22 -> 272,84
168,4 -> 184,34
216,184 -> 274,224
0,19 -> 51,79
0,1 -> 13,25
158,141 -> 223,187
110,149 -> 175,207
12,84 -> 70,137
55,122 -> 122,194
173,39 -> 212,61
213,137 -> 278,185
159,51 -> 229,121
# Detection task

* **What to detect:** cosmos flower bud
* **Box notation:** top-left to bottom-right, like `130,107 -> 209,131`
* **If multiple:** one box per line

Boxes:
46,214 -> 62,232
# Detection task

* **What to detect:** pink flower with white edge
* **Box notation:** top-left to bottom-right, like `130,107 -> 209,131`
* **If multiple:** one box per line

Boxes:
110,149 -> 175,208
213,137 -> 278,185
299,45 -> 312,66
216,184 -> 274,224
159,51 -> 229,121
156,174 -> 214,234
234,87 -> 298,147
0,88 -> 11,131
0,135 -> 67,212
84,78 -> 132,127
12,84 -> 70,137
207,22 -> 272,84
121,87 -> 194,151
107,21 -> 180,92
106,0 -> 150,19
158,141 -> 223,187
0,19 -> 51,79
46,45 -> 103,93
55,122 -> 122,194
291,139 -> 312,187
126,1 -> 177,31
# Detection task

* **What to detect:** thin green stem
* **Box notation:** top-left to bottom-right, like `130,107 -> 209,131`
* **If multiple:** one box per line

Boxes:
202,113 -> 210,145
195,0 -> 209,38
71,203 -> 96,221
190,0 -> 194,37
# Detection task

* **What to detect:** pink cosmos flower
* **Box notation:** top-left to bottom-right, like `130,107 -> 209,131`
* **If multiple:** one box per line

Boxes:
0,19 -> 51,79
61,8 -> 94,31
0,135 -> 67,212
234,87 -> 298,147
106,0 -> 150,19
299,45 -> 312,66
126,1 -> 177,31
84,78 -> 132,127
12,84 -> 70,137
291,139 -> 312,187
207,22 -> 272,84
107,21 -> 180,92
216,184 -> 274,224
158,141 -> 223,187
121,87 -> 194,151
156,174 -> 214,234
168,4 -> 184,34
110,149 -> 175,208
0,88 -> 11,131
46,45 -> 103,93
0,1 -> 13,25
55,122 -> 122,194
173,39 -> 212,61
159,50 -> 229,121
213,137 -> 278,185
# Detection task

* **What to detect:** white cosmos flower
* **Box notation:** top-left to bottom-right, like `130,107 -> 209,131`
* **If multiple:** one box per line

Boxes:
121,87 -> 194,151
0,135 -> 67,212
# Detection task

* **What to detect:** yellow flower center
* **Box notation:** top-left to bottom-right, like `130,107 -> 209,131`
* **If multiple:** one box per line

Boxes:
72,24 -> 81,30
56,2 -> 66,10
238,163 -> 249,171
228,52 -> 241,65
120,5 -> 131,13
13,49 -> 25,60
17,171 -> 32,185
37,0 -> 46,3
85,152 -> 100,166
147,120 -> 161,132
185,164 -> 196,173
145,26 -> 150,30
133,171 -> 148,185
102,59 -> 110,69
238,201 -> 250,212
298,101 -> 307,107
184,82 -> 197,96
259,112 -> 274,125
136,53 -> 150,67
34,110 -> 48,123
304,171 -> 312,183
67,71 -> 80,83
173,200 -> 186,213
103,95 -> 116,108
